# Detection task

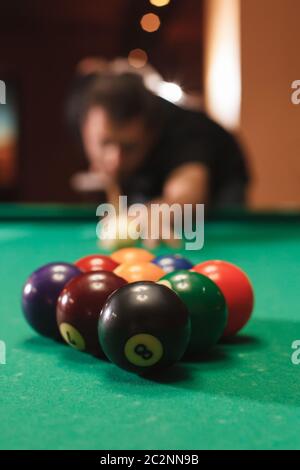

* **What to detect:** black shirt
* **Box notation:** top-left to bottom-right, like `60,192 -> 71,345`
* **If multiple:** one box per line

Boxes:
122,97 -> 250,208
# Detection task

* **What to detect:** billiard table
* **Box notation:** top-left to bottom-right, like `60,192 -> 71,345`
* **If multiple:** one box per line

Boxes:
1,204 -> 300,450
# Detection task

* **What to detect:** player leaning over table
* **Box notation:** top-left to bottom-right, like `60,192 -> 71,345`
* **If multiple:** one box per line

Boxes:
67,60 -> 250,246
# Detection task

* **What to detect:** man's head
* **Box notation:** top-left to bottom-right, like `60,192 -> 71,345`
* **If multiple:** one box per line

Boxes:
75,73 -> 160,178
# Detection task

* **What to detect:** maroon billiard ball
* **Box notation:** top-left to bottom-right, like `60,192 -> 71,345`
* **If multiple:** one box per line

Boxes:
75,254 -> 119,273
56,271 -> 127,356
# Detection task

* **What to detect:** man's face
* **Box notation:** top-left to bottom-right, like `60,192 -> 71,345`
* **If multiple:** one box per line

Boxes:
81,106 -> 150,179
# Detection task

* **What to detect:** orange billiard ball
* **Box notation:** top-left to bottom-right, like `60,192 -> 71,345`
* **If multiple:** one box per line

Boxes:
114,262 -> 164,283
111,247 -> 154,265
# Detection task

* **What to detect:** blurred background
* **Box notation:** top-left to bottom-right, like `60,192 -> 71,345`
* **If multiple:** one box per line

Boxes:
0,0 -> 299,209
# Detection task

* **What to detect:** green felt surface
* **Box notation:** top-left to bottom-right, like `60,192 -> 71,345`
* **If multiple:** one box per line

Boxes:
1,205 -> 300,450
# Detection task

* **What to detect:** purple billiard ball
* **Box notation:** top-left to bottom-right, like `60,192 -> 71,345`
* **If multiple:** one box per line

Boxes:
22,262 -> 82,340
152,255 -> 193,273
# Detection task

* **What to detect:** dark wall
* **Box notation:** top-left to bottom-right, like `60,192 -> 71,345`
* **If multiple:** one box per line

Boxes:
0,0 -> 203,203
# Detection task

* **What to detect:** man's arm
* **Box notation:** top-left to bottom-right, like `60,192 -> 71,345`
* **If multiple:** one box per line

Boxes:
162,162 -> 209,206
142,162 -> 209,248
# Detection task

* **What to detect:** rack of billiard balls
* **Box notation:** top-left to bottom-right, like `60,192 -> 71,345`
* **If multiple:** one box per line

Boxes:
22,248 -> 254,375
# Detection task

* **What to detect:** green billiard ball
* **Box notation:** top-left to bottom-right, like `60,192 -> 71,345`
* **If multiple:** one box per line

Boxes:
158,270 -> 227,356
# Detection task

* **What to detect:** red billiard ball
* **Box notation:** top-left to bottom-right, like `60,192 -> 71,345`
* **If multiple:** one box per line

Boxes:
75,254 -> 119,273
56,271 -> 127,356
192,260 -> 254,337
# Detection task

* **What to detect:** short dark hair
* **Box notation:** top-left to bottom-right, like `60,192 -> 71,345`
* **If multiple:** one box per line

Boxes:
67,72 -> 159,132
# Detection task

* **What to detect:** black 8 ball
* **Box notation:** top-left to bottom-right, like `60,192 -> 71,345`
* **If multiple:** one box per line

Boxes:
98,281 -> 191,374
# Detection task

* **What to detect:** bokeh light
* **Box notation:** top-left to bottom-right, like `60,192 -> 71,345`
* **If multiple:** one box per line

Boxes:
128,49 -> 148,69
205,0 -> 241,129
149,0 -> 171,6
158,82 -> 183,103
140,13 -> 161,33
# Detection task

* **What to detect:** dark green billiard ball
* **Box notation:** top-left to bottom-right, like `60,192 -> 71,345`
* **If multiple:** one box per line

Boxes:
158,270 -> 227,356
98,281 -> 191,374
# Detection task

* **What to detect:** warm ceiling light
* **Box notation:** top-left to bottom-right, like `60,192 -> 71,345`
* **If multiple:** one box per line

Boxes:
128,49 -> 148,69
140,13 -> 161,33
149,0 -> 170,6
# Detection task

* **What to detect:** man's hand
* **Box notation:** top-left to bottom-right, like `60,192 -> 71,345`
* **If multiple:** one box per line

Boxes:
163,162 -> 208,207
98,162 -> 208,250
144,163 -> 208,248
